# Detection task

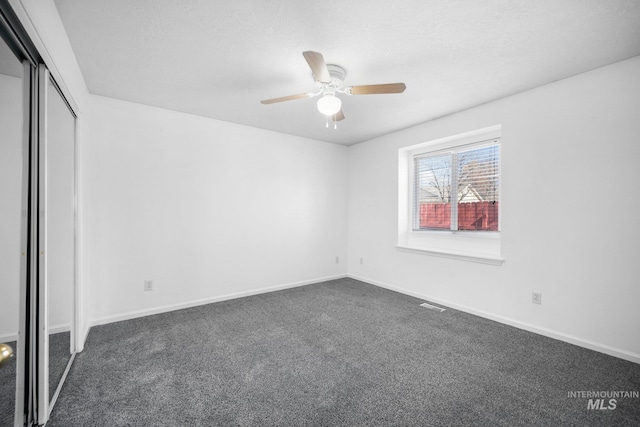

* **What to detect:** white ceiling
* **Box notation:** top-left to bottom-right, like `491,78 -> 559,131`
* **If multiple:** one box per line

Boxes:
53,0 -> 640,145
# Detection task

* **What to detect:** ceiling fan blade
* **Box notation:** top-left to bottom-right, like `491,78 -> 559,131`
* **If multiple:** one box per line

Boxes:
260,93 -> 311,104
332,109 -> 345,122
302,51 -> 331,83
348,83 -> 406,95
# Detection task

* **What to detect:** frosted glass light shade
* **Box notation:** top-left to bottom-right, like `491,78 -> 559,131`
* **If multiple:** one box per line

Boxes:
317,94 -> 342,116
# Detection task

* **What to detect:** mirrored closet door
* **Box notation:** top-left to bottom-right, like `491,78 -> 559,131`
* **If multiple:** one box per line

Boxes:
0,24 -> 29,427
1,3 -> 80,425
45,75 -> 77,413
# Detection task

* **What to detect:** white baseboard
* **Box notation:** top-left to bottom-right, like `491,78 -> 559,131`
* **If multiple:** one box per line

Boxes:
49,324 -> 71,335
89,274 -> 348,329
0,332 -> 18,343
1,324 -> 69,345
348,273 -> 640,365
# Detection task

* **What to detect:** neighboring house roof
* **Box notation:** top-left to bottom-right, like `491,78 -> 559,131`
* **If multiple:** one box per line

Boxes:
419,188 -> 441,202
458,184 -> 483,203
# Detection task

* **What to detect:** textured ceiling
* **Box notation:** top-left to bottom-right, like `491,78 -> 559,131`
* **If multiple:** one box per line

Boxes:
53,0 -> 640,145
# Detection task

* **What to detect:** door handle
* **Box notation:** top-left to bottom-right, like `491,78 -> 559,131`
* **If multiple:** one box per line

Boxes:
0,343 -> 14,369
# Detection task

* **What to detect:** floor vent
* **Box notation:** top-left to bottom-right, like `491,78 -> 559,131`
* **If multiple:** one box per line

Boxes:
420,302 -> 446,312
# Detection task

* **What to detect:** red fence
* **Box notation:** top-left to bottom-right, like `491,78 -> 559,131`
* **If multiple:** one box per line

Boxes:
419,201 -> 499,231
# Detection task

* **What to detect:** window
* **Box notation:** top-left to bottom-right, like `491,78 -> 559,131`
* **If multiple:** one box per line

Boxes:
413,141 -> 500,232
397,126 -> 503,265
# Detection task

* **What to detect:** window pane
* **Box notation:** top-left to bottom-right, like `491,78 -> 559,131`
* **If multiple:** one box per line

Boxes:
456,145 -> 499,231
415,154 -> 452,230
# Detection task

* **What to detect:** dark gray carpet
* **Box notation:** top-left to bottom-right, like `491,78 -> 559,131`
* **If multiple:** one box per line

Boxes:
0,341 -> 16,427
48,278 -> 640,426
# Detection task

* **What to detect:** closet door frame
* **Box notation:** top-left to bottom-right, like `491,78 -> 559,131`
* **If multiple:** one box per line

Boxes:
1,3 -> 80,425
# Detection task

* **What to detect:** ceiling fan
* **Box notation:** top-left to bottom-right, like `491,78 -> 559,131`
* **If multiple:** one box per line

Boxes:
260,51 -> 406,127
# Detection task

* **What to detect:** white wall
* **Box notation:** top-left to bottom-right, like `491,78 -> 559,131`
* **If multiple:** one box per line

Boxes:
84,95 -> 348,323
0,73 -> 23,341
347,56 -> 640,363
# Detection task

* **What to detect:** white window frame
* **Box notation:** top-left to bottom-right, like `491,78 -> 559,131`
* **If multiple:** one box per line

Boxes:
397,125 -> 504,265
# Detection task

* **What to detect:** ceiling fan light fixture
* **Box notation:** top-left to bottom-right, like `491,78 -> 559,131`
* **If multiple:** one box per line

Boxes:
317,93 -> 342,116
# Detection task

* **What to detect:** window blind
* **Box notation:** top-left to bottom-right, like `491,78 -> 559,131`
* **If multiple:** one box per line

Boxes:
413,140 -> 500,231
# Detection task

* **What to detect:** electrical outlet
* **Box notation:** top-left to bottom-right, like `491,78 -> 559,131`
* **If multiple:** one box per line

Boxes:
335,256 -> 339,264
144,280 -> 153,291
360,258 -> 364,265
532,292 -> 542,305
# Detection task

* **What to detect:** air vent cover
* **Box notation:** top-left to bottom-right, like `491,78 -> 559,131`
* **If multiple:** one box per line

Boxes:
420,302 -> 446,312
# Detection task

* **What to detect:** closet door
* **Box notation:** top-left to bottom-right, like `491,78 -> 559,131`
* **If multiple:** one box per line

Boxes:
45,75 -> 77,414
36,67 -> 78,425
2,3 -> 80,425
0,16 -> 32,427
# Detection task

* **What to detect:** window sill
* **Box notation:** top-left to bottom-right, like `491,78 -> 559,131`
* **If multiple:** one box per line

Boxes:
396,244 -> 504,266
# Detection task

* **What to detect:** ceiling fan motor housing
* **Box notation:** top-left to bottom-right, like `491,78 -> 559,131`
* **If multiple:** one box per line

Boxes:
323,64 -> 346,88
